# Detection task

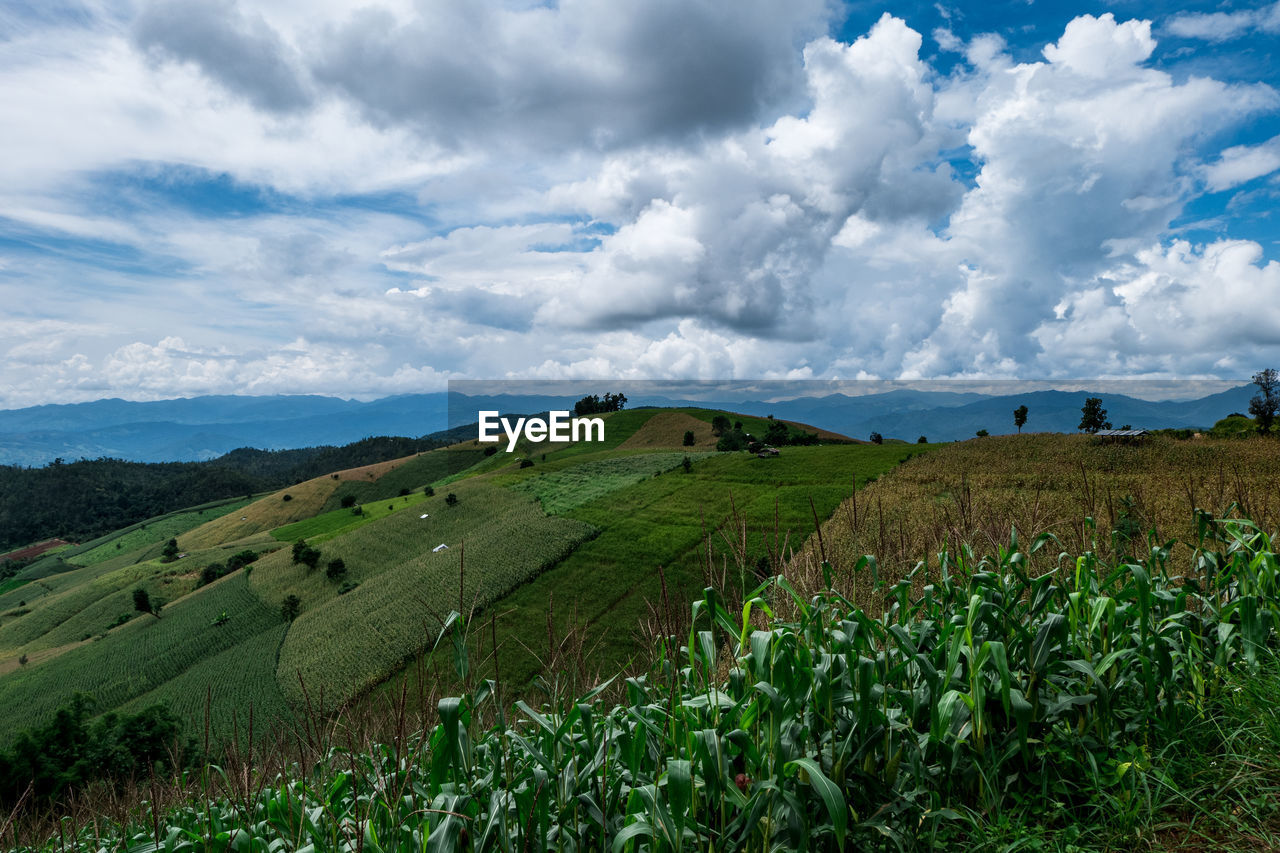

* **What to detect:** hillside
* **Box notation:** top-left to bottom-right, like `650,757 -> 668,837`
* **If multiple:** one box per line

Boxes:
4,425 -> 1280,851
0,407 -> 878,747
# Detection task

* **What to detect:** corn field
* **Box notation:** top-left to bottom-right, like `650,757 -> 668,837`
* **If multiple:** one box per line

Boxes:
14,513 -> 1280,851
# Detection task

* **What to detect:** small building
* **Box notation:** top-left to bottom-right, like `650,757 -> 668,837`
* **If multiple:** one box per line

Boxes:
432,543 -> 449,552
1095,429 -> 1150,443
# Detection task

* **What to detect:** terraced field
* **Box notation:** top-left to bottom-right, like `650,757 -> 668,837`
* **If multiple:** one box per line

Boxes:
0,573 -> 283,732
69,498 -> 254,567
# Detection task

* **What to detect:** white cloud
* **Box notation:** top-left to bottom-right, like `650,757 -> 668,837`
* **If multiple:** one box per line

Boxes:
1203,134 -> 1280,191
1166,2 -> 1280,42
1,5 -> 1280,407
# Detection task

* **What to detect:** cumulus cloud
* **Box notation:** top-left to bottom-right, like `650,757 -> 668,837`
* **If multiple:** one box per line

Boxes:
133,0 -> 312,112
1166,2 -> 1280,42
310,0 -> 833,150
2,4 -> 1280,405
1203,135 -> 1280,191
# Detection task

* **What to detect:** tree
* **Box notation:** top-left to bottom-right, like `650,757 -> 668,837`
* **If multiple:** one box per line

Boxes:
1013,405 -> 1028,433
682,430 -> 695,446
340,494 -> 357,508
976,429 -> 989,437
711,414 -> 731,436
280,595 -> 301,622
1079,398 -> 1111,434
161,538 -> 179,562
1249,368 -> 1279,434
681,455 -> 693,473
132,588 -> 160,619
869,432 -> 883,445
326,558 -> 347,581
445,493 -> 459,506
917,436 -> 927,444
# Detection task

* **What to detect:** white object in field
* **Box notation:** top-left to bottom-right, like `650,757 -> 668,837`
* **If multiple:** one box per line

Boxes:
433,543 -> 449,552
420,514 -> 429,519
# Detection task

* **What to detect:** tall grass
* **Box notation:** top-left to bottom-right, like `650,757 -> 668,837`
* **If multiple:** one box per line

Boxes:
12,513 -> 1280,851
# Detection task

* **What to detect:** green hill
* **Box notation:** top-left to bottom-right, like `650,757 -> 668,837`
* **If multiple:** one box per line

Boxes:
0,408 -> 906,746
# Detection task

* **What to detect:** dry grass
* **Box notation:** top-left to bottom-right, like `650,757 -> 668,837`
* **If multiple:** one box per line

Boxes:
617,411 -> 718,449
791,433 -> 1280,611
179,478 -> 341,551
333,454 -> 416,482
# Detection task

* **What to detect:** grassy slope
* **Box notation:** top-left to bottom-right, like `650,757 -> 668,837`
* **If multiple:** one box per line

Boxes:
263,480 -> 596,712
398,441 -> 933,695
69,499 -> 255,567
0,573 -> 284,733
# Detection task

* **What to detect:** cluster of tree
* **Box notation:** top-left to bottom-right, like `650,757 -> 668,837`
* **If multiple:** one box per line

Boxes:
291,540 -> 322,570
0,435 -> 460,553
0,695 -> 188,810
196,550 -> 258,587
572,392 -> 628,416
1250,368 -> 1278,434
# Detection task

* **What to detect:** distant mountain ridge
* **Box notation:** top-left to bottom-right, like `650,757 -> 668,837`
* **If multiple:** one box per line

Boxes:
0,385 -> 1256,466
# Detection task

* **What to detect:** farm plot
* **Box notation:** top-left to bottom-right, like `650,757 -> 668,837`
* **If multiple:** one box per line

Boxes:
273,493 -> 427,543
272,484 -> 595,712
119,623 -> 291,743
70,499 -> 253,567
504,451 -> 713,514
180,477 -> 340,550
797,433 -> 1280,612
320,448 -> 488,512
0,573 -> 283,735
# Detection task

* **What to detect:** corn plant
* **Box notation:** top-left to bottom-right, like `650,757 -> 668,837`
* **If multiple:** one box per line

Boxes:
9,514 -> 1280,852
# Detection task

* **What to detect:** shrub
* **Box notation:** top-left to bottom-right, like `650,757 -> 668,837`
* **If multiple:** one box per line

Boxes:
683,430 -> 696,446
326,558 -> 347,581
341,495 -> 357,508
282,494 -> 292,502
445,493 -> 459,506
519,459 -> 534,469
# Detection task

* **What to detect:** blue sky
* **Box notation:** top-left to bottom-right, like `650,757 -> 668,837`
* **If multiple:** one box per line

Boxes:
1,0 -> 1279,407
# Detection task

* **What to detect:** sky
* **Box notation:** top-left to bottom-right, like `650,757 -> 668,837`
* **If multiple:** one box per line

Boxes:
2,0 -> 1279,408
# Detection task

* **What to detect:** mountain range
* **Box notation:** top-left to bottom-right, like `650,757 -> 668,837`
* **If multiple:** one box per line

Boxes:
0,385 -> 1256,467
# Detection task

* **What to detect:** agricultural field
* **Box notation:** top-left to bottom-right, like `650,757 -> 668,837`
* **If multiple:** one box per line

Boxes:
406,441 -> 932,696
503,450 -> 715,513
265,481 -> 596,711
179,476 -> 341,550
68,498 -> 253,567
319,447 -> 489,512
271,491 -> 427,543
0,573 -> 283,733
617,411 -> 718,449
794,432 -> 1280,611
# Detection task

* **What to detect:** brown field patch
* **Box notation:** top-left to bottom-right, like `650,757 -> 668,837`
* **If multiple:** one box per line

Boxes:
334,453 -> 417,482
619,412 -> 718,450
1,539 -> 72,563
791,433 -> 1280,612
179,476 -> 341,550
0,639 -> 85,676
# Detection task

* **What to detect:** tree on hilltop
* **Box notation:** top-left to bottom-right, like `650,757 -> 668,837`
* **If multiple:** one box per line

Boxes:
1249,368 -> 1278,434
1079,398 -> 1111,434
1014,405 -> 1028,433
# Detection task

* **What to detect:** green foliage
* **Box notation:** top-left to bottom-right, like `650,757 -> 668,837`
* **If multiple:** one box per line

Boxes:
0,574 -> 282,736
975,428 -> 989,437
69,498 -> 254,567
340,494 -> 357,508
573,391 -> 628,415
869,431 -> 883,444
711,414 -> 731,435
506,452 -> 711,514
1250,368 -> 1279,434
0,695 -> 184,809
1014,403 -> 1029,432
918,435 -> 927,443
36,517 -> 1280,852
280,594 -> 301,622
325,558 -> 347,581
683,430 -> 695,446
445,493 -> 459,506
132,587 -> 159,618
715,429 -> 749,451
1080,397 -> 1112,433
519,458 -> 534,469
1211,414 -> 1256,438
275,486 -> 595,712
